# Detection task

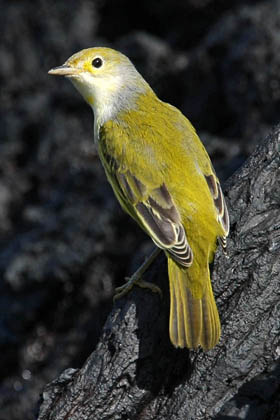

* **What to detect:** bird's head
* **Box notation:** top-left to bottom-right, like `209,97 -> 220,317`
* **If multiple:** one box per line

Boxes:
48,47 -> 150,123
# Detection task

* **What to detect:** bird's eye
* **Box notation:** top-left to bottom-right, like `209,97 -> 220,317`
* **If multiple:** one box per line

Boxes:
92,57 -> 103,68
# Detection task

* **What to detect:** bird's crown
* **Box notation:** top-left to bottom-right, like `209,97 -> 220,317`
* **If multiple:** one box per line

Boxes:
56,47 -> 132,77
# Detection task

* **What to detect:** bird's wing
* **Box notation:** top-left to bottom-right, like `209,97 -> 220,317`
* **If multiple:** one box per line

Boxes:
116,170 -> 193,267
204,170 -> 230,252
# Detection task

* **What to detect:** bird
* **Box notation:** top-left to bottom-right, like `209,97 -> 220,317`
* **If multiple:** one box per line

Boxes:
48,47 -> 229,350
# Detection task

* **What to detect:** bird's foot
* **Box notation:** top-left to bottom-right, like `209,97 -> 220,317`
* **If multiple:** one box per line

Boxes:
114,275 -> 162,301
113,247 -> 162,301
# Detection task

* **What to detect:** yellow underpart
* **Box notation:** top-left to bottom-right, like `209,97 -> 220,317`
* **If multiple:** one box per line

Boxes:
98,90 -> 224,350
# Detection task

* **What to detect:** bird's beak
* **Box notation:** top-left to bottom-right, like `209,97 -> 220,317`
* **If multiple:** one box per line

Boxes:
48,65 -> 81,77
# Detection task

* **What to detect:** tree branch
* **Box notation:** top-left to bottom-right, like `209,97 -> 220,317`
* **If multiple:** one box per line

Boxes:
37,126 -> 280,420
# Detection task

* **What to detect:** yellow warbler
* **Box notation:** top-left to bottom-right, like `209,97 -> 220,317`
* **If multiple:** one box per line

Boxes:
49,47 -> 229,350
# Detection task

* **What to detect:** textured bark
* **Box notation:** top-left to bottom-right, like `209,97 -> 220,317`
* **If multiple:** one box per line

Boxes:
37,127 -> 280,420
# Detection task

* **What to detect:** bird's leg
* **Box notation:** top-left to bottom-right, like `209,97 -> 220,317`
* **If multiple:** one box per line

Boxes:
113,247 -> 162,300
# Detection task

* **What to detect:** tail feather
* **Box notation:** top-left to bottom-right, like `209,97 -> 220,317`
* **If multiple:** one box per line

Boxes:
180,277 -> 202,348
168,258 -> 221,350
201,282 -> 221,349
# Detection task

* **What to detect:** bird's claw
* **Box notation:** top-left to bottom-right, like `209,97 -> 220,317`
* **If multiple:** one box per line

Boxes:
113,275 -> 162,301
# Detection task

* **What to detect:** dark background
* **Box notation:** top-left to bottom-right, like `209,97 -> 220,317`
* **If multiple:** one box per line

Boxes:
1,1 -> 280,418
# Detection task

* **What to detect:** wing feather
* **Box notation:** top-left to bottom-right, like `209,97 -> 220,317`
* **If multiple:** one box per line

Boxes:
117,171 -> 193,267
205,172 -> 230,254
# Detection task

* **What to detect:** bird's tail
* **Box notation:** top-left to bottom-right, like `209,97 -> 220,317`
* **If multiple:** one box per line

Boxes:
168,257 -> 221,350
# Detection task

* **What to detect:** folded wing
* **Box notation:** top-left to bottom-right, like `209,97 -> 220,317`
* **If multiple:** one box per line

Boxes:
116,171 -> 193,267
204,171 -> 230,253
